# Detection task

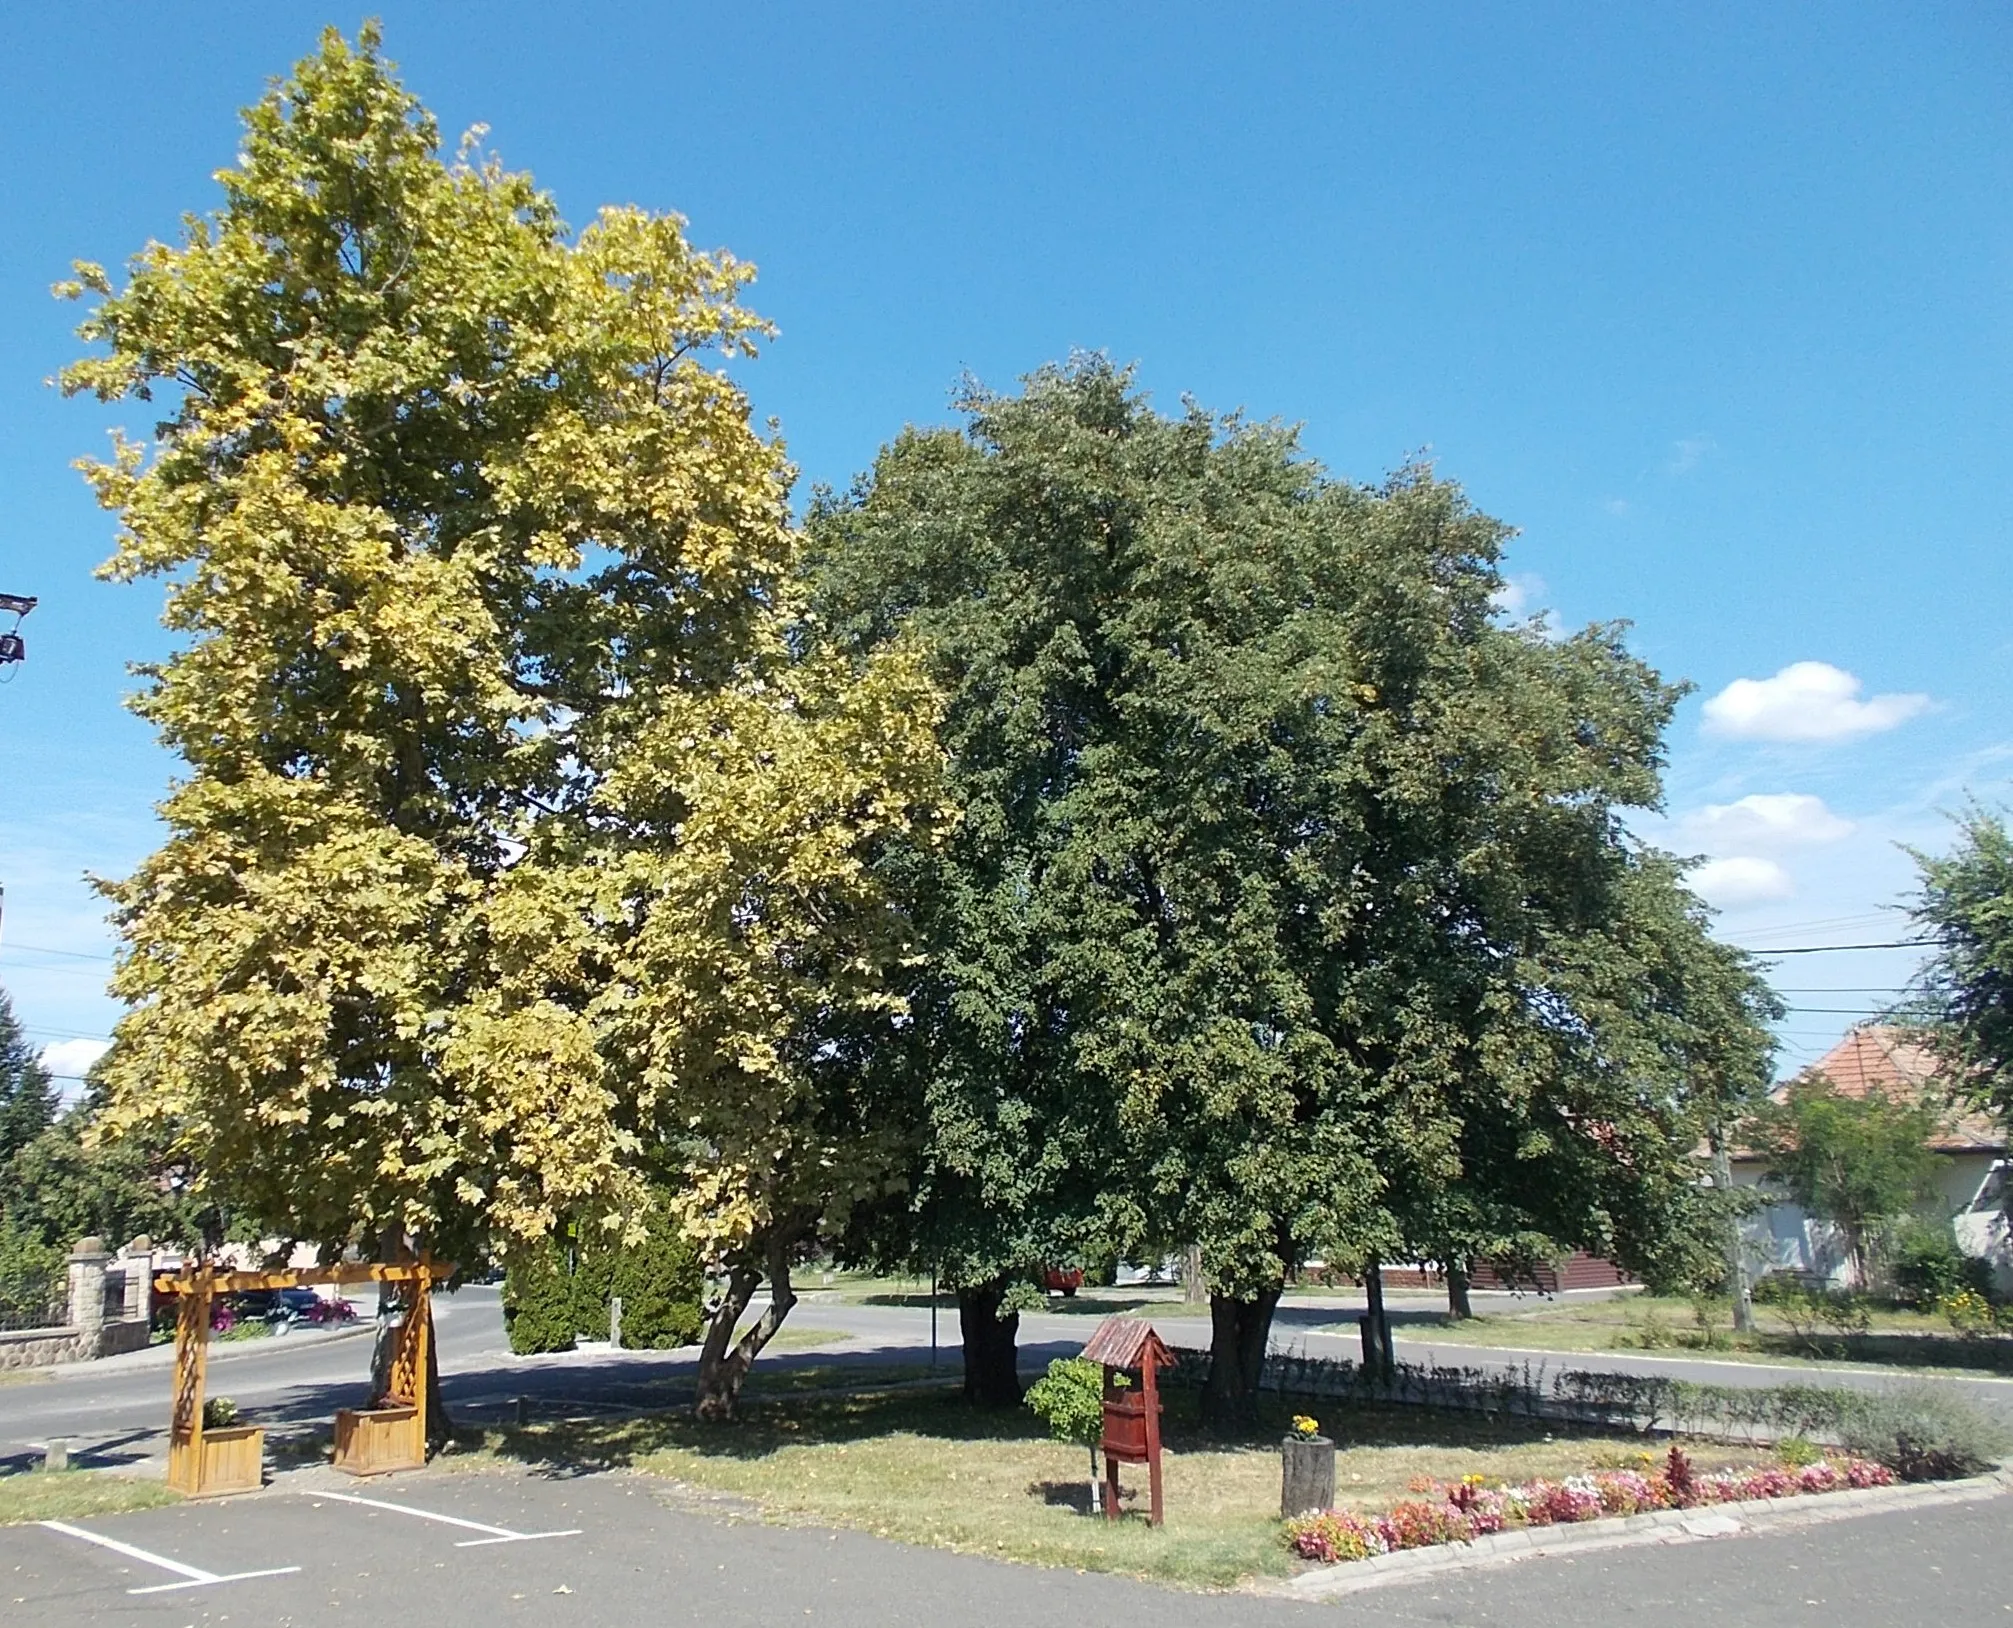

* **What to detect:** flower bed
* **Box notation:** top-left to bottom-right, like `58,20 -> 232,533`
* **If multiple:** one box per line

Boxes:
1285,1447 -> 1896,1565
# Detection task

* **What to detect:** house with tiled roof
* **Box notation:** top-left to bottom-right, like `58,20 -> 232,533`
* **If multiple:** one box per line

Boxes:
1730,1024 -> 2010,1291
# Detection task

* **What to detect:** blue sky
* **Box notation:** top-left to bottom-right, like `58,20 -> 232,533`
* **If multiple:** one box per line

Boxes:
2,4 -> 2008,1087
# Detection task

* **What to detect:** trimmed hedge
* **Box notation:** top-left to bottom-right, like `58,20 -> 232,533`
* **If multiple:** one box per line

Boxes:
611,1232 -> 704,1349
501,1219 -> 704,1356
1166,1345 -> 2009,1481
502,1243 -> 578,1355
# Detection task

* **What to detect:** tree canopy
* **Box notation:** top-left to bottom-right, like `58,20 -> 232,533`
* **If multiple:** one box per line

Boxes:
1752,1075 -> 1942,1285
0,990 -> 57,1169
65,24 -> 944,1418
1908,807 -> 2013,1139
813,359 -> 1777,1419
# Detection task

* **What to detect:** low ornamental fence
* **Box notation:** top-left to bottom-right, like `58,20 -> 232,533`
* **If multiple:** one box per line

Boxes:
0,1267 -> 67,1334
1158,1343 -> 1917,1447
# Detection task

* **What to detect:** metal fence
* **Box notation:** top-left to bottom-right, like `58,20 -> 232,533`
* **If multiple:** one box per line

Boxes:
0,1264 -> 67,1333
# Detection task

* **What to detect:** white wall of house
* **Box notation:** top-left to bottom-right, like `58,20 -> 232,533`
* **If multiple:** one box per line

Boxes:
1730,1151 -> 2012,1294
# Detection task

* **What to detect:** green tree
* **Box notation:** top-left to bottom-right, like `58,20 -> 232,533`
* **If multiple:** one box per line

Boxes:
1908,807 -> 2013,1142
0,991 -> 57,1166
1752,1075 -> 1942,1285
814,359 -> 1775,1423
64,25 -> 943,1424
1025,1356 -> 1108,1510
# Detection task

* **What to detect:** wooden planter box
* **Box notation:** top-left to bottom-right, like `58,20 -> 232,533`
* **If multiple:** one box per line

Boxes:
333,1405 -> 423,1476
167,1425 -> 265,1497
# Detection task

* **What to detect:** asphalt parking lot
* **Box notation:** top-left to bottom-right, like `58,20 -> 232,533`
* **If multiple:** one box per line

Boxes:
6,1464 -> 2012,1628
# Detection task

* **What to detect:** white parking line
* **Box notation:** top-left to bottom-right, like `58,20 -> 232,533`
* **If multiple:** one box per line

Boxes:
310,1487 -> 581,1546
40,1520 -> 301,1595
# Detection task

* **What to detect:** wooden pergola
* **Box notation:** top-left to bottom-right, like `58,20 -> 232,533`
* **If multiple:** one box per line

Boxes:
156,1255 -> 451,1495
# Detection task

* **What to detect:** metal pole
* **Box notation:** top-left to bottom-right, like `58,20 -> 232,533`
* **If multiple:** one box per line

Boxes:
929,1268 -> 938,1371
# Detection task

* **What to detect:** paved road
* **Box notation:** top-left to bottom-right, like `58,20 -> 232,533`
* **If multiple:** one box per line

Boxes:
3,1459 -> 2008,1625
4,1287 -> 2008,1472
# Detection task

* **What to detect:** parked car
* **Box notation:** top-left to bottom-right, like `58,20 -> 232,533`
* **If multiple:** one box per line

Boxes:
1042,1266 -> 1084,1298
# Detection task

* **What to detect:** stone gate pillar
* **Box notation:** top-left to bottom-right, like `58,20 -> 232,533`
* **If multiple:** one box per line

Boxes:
67,1237 -> 110,1356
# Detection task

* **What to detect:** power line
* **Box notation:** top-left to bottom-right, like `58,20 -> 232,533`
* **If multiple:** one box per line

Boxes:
0,942 -> 115,961
1769,987 -> 1909,994
1747,940 -> 1935,956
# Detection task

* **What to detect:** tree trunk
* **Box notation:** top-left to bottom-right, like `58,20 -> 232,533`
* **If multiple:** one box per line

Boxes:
1446,1261 -> 1474,1321
1359,1260 -> 1394,1384
368,1224 -> 405,1405
694,1227 -> 801,1422
1199,1287 -> 1282,1429
1182,1243 -> 1206,1307
957,1277 -> 1024,1406
423,1301 -> 452,1451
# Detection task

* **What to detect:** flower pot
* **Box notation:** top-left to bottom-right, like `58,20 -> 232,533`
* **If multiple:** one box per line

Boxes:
1281,1434 -> 1335,1516
168,1424 -> 265,1497
333,1405 -> 424,1476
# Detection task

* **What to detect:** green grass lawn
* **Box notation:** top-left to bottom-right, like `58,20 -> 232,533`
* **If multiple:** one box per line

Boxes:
0,1469 -> 179,1525
468,1382 -> 1763,1589
1376,1293 -> 2013,1373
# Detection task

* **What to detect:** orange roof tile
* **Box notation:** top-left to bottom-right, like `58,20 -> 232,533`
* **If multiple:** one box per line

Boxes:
1777,1025 -> 2004,1153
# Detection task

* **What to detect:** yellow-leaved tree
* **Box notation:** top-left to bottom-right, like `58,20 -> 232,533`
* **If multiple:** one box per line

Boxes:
62,25 -> 943,1420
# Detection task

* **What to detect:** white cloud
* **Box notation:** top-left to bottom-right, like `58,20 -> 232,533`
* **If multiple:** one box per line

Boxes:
1667,435 -> 1717,475
1689,855 -> 1795,908
1682,793 -> 1855,852
40,1037 -> 109,1083
1491,573 -> 1543,619
1490,574 -> 1561,636
1701,661 -> 1930,743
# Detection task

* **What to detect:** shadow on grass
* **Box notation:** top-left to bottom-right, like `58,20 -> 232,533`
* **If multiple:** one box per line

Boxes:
477,1373 -> 1607,1484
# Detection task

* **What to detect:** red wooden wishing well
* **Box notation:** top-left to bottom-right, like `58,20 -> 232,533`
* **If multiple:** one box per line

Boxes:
1079,1315 -> 1173,1526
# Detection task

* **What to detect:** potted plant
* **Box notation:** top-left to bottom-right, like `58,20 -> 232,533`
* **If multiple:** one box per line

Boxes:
170,1396 -> 265,1497
1281,1413 -> 1335,1516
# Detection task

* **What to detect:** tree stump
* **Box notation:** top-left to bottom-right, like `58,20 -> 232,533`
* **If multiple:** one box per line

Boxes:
1281,1435 -> 1335,1516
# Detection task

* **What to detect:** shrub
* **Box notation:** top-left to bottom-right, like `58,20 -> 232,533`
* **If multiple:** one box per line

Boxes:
612,1232 -> 704,1349
502,1243 -> 577,1355
1939,1289 -> 1997,1337
0,1223 -> 64,1325
1025,1357 -> 1105,1448
1888,1220 -> 1993,1308
202,1396 -> 239,1428
504,1206 -> 705,1355
572,1244 -> 614,1341
1839,1385 -> 2011,1480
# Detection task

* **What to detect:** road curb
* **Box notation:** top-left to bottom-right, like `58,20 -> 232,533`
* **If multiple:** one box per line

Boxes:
1268,1471 -> 2012,1600
40,1318 -> 375,1381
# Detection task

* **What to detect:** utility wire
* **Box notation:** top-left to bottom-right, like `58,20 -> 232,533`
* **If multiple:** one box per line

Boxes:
1746,940 -> 1935,955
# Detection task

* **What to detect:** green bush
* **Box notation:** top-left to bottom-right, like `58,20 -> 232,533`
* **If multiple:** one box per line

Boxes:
572,1244 -> 615,1342
1888,1220 -> 1996,1309
1025,1356 -> 1106,1447
1839,1384 -> 2010,1481
612,1232 -> 704,1349
0,1222 -> 64,1324
502,1243 -> 578,1355
504,1216 -> 705,1355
